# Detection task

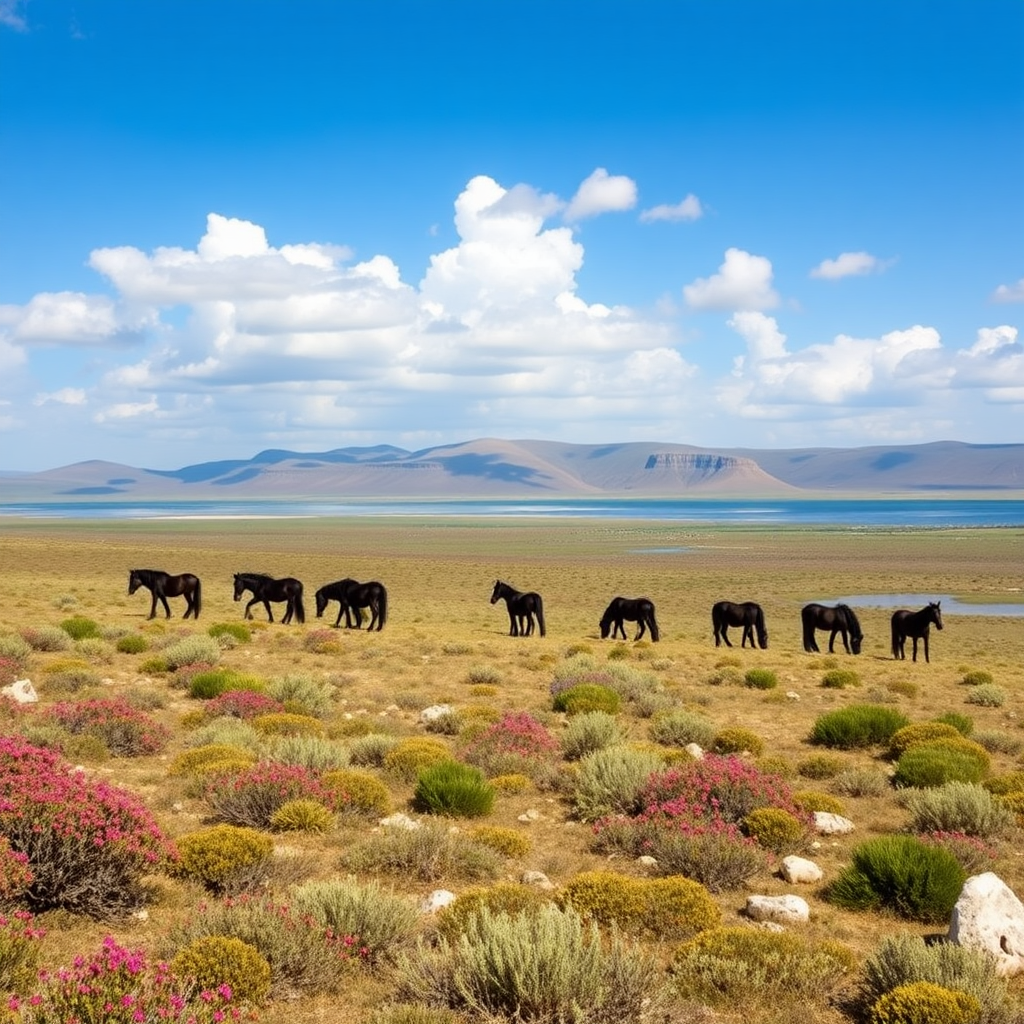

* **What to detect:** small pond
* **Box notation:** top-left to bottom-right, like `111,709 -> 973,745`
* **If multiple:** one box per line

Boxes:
821,594 -> 1024,618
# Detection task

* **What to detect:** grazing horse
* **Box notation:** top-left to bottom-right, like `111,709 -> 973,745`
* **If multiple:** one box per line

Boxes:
128,569 -> 202,620
490,580 -> 546,637
802,603 -> 863,655
891,601 -> 943,663
233,572 -> 305,624
315,578 -> 388,631
599,596 -> 660,642
711,600 -> 768,649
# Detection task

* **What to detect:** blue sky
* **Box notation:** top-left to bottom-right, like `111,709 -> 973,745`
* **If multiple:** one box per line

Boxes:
1,0 -> 1022,472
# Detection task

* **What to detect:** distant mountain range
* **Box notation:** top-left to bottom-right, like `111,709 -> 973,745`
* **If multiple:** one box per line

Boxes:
3,439 -> 1023,500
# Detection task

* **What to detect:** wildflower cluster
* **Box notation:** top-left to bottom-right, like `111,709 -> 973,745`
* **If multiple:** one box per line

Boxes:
0,838 -> 32,903
204,690 -> 284,721
0,909 -> 44,993
45,698 -> 170,757
460,712 -> 558,780
204,762 -> 340,829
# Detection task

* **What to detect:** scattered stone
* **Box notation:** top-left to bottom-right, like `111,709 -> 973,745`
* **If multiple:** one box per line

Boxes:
132,909 -> 149,922
521,870 -> 555,891
517,809 -> 542,823
786,691 -> 800,701
379,812 -> 422,831
1,679 -> 38,704
421,889 -> 456,913
780,855 -> 823,884
813,811 -> 854,835
637,855 -> 658,870
684,743 -> 705,760
420,704 -> 454,724
949,872 -> 1024,976
745,894 -> 810,925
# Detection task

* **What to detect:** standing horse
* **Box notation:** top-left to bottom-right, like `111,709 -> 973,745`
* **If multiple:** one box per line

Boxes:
233,572 -> 305,624
490,580 -> 546,637
315,578 -> 388,631
128,569 -> 202,620
599,597 -> 660,642
711,600 -> 768,649
891,601 -> 943,663
801,603 -> 863,655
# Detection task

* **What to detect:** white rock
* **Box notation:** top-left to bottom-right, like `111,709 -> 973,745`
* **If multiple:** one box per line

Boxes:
813,811 -> 854,835
745,894 -> 810,924
786,691 -> 800,701
379,812 -> 422,830
521,870 -> 555,891
420,704 -> 453,724
1,679 -> 38,704
684,743 -> 705,760
637,855 -> 659,869
517,808 -> 542,822
780,855 -> 823,884
949,872 -> 1024,976
421,889 -> 456,913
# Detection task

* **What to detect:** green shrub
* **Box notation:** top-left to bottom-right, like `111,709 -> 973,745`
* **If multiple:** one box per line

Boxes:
169,824 -> 274,894
671,926 -> 855,1004
553,683 -> 621,716
115,633 -> 149,654
139,655 -> 169,674
469,825 -> 530,858
893,738 -> 991,789
163,634 -> 221,669
796,753 -> 845,780
208,622 -> 253,644
810,705 -> 911,749
869,981 -> 980,1024
712,727 -> 765,756
902,781 -> 1013,838
966,684 -> 1006,708
170,935 -> 272,1007
826,835 -> 966,922
742,807 -> 807,853
292,878 -> 419,965
266,675 -> 334,718
59,616 -> 101,640
572,745 -> 664,821
822,668 -> 860,688
436,883 -> 553,940
889,722 -> 964,759
322,768 -> 392,817
648,709 -> 716,749
935,711 -> 974,736
961,669 -> 994,686
413,761 -> 495,818
269,798 -> 335,833
384,737 -> 454,781
793,790 -> 845,814
743,667 -> 778,690
983,770 -> 1024,796
349,732 -> 400,767
251,711 -> 326,738
187,668 -> 238,700
561,710 -> 623,760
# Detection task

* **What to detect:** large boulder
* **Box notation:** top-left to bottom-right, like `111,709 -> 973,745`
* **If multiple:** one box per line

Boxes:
745,894 -> 810,925
780,855 -> 823,884
949,872 -> 1024,976
1,679 -> 38,704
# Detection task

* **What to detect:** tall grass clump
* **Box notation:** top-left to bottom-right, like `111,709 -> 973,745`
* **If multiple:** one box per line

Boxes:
413,761 -> 495,818
902,781 -> 1013,838
893,739 -> 991,789
810,705 -> 911,749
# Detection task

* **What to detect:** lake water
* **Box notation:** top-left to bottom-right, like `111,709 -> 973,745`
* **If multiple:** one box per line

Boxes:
1,497 -> 1023,527
820,594 -> 1024,618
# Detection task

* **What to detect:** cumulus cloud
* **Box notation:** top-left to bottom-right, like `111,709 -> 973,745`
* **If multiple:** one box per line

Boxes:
991,277 -> 1024,303
810,251 -> 892,280
0,292 -> 153,346
952,326 -> 1023,393
34,388 -> 87,406
564,168 -> 638,221
639,194 -> 703,223
684,248 -> 779,311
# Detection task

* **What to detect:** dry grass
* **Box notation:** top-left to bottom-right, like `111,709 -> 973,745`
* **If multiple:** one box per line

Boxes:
1,518 -> 1024,1023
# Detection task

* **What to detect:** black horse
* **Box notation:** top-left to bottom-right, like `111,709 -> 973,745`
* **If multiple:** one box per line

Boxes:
315,578 -> 388,631
599,596 -> 660,642
490,580 -> 546,637
128,569 -> 202,620
233,572 -> 305,624
801,602 -> 863,655
891,601 -> 943,663
711,600 -> 768,649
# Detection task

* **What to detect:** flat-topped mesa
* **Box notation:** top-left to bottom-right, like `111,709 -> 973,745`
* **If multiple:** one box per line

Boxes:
644,453 -> 746,472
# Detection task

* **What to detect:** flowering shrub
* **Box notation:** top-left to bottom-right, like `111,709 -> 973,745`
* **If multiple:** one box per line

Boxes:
170,936 -> 271,1008
459,712 -> 558,781
204,690 -> 284,721
302,629 -> 341,654
8,936 -> 242,1023
919,830 -> 998,873
0,736 -> 174,917
0,838 -> 32,904
205,762 -> 340,828
0,910 -> 44,994
18,628 -> 72,653
45,698 -> 170,757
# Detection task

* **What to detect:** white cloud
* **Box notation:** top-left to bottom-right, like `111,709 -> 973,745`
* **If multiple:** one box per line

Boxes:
34,388 -> 87,407
684,248 -> 779,311
952,326 -> 1023,392
810,251 -> 891,280
94,399 -> 160,423
564,168 -> 638,221
639,194 -> 703,223
991,277 -> 1024,303
0,0 -> 27,30
0,292 -> 153,346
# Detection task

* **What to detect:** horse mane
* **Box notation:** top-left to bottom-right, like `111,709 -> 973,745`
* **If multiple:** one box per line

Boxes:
837,603 -> 862,632
239,572 -> 274,582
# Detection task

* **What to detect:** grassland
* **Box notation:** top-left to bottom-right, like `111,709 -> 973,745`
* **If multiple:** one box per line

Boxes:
1,516 -> 1024,1024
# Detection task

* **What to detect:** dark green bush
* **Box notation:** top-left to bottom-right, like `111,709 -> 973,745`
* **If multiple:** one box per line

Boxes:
115,634 -> 149,654
413,761 -> 495,818
893,739 -> 991,789
744,668 -> 778,690
60,616 -> 102,640
810,705 -> 911,749
935,711 -> 973,736
821,668 -> 860,689
208,622 -> 253,644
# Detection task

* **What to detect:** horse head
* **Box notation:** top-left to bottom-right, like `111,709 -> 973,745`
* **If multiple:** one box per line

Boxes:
757,627 -> 769,650
931,601 -> 944,630
314,589 -> 328,618
489,580 -> 504,604
232,574 -> 246,601
128,569 -> 141,595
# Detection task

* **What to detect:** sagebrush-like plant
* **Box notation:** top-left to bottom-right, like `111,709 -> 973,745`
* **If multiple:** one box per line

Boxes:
162,634 -> 222,669
263,733 -> 350,771
903,781 -> 1013,838
561,710 -> 623,760
349,731 -> 400,767
251,711 -> 326,738
961,669 -> 994,686
572,745 -> 664,821
796,753 -> 846,779
966,684 -> 1006,708
831,768 -> 889,797
266,674 -> 334,718
436,883 -> 553,941
648,709 -> 716,749
169,823 -> 273,894
115,633 -> 149,654
19,627 -> 73,653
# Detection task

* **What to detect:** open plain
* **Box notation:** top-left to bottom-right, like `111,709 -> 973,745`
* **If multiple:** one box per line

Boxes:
2,516 -> 1024,1024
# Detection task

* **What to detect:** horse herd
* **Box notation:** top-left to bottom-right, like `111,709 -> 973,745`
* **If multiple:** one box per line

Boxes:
127,569 -> 945,662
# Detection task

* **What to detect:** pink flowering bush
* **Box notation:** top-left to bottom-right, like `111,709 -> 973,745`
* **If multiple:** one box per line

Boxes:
205,763 -> 340,829
0,657 -> 24,687
0,838 -> 32,905
7,936 -> 243,1023
459,712 -> 559,782
920,830 -> 998,873
0,910 -> 44,995
45,698 -> 170,757
204,691 -> 284,721
0,736 -> 175,917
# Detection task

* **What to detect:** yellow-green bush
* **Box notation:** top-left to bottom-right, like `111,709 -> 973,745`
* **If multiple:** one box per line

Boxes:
983,771 -> 1024,796
489,773 -> 533,794
251,712 -> 326,738
168,743 -> 256,776
869,980 -> 980,1024
712,727 -> 765,756
469,825 -> 531,858
169,824 -> 273,893
888,722 -> 964,760
998,791 -> 1024,826
170,935 -> 272,1007
436,882 -> 554,940
322,768 -> 392,817
269,798 -> 335,833
793,790 -> 845,815
557,870 -> 720,941
383,737 -> 454,782
893,738 -> 991,789
742,807 -> 807,853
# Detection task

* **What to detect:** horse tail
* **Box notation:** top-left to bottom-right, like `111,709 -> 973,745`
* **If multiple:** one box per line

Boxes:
378,587 -> 388,629
801,606 -> 817,652
294,585 -> 306,625
648,605 -> 660,643
535,596 -> 546,637
755,604 -> 766,647
194,577 -> 202,618
891,617 -> 900,658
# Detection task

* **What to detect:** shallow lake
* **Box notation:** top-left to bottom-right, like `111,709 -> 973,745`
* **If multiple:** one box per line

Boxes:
821,593 -> 1024,617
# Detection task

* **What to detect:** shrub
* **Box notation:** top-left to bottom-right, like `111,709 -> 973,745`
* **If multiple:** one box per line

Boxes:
203,688 -> 283,720
961,669 -> 994,686
269,797 -> 335,833
20,626 -> 73,653
973,730 -> 1023,755
394,904 -> 658,1024
267,674 -> 334,717
169,824 -> 273,893
744,667 -> 778,690
264,733 -> 350,771
186,717 -> 261,752
459,712 -> 558,782
572,745 -> 664,821
114,633 -> 148,654
205,762 -> 341,828
171,935 -> 271,1007
349,731 -> 400,767
889,721 -> 964,760
0,838 -> 33,904
436,883 -> 553,940
59,615 -> 101,640
920,831 -> 998,873
207,621 -> 252,644
45,696 -> 169,756
39,661 -> 101,693
553,683 -> 621,716
810,705 -> 911,749
893,738 -> 991,789
936,711 -> 974,736
252,711 -> 326,737
966,684 -> 1006,707
831,767 -> 890,797
713,727 -> 765,756
490,773 -> 532,794
796,753 -> 845,779
822,668 -> 860,688
384,737 -> 454,782
648,709 -> 716,749
869,980 -> 981,1024
0,736 -> 173,916
186,668 -> 238,699
163,634 -> 222,669
0,909 -> 43,994
826,835 -> 966,922
413,761 -> 495,818
293,878 -> 419,965
983,770 -> 1024,796
322,768 -> 392,817
466,664 -> 502,685
903,781 -> 1013,837
469,825 -> 530,858
561,710 -> 623,760
742,807 -> 807,852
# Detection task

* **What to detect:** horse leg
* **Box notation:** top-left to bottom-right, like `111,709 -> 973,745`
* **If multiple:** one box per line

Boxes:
333,602 -> 344,628
721,625 -> 732,647
159,594 -> 172,619
263,600 -> 274,623
923,634 -> 929,664
147,591 -> 158,620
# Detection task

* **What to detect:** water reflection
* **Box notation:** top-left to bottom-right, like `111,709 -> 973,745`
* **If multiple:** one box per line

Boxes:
822,594 -> 1024,617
